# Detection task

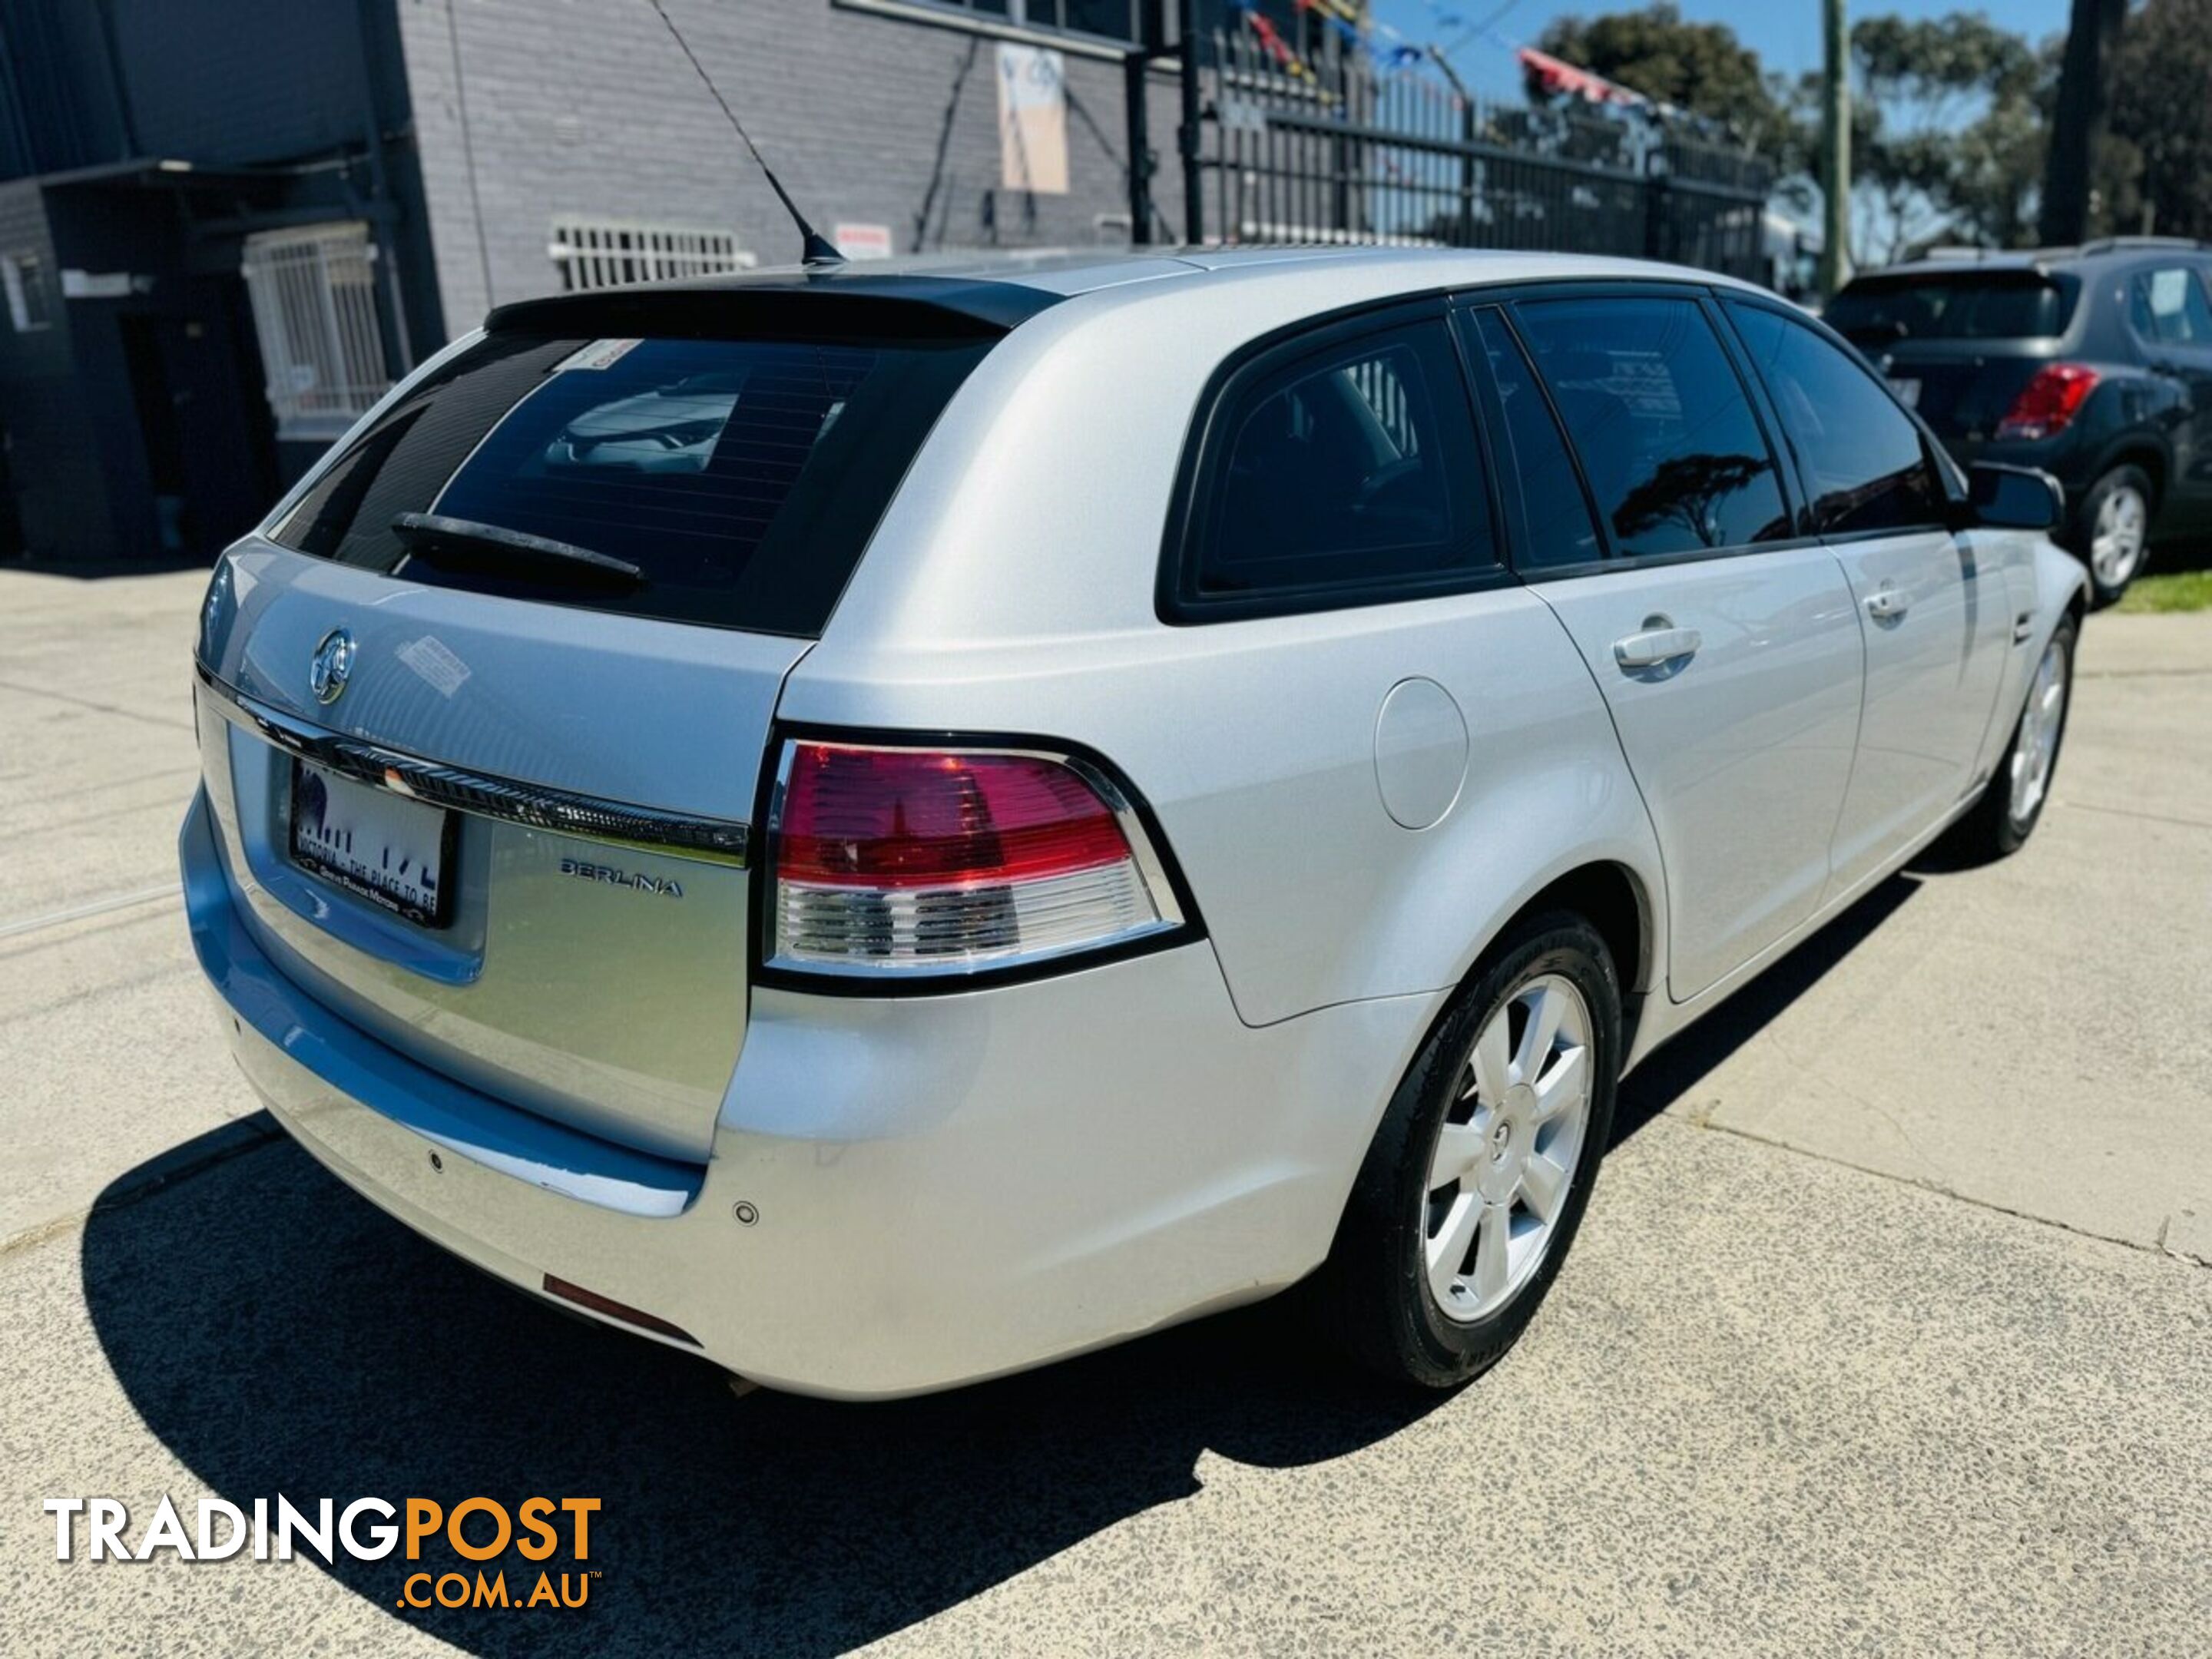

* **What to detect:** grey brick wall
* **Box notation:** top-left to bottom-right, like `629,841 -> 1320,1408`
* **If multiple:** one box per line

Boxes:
395,0 -> 1185,335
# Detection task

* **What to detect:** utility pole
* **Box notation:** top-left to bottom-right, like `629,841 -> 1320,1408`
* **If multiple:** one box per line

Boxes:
2041,0 -> 2128,246
1818,0 -> 1850,298
1124,0 -> 1164,244
1177,0 -> 1204,246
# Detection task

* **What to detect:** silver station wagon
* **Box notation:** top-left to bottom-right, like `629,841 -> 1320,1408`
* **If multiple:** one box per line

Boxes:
182,250 -> 2085,1398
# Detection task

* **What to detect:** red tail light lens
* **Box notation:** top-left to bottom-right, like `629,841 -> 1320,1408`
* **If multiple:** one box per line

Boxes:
767,740 -> 1184,978
777,747 -> 1131,888
1995,363 -> 2098,440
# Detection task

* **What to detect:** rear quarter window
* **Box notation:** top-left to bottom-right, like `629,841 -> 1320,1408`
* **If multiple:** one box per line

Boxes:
2127,267 -> 2212,346
270,330 -> 993,636
1166,313 -> 1498,620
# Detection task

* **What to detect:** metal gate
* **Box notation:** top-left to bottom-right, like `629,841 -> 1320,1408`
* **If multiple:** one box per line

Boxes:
1194,25 -> 1773,282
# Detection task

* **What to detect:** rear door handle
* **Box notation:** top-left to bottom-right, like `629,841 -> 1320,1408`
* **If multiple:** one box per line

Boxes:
1865,587 -> 1911,621
1612,624 -> 1703,670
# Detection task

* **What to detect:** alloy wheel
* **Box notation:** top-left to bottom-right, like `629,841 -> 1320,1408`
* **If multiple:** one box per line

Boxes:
2090,484 -> 2147,591
1422,974 -> 1594,1323
2009,632 -> 2068,825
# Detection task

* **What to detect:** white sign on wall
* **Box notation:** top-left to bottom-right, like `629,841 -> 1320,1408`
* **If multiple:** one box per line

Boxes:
834,224 -> 895,260
997,44 -> 1068,196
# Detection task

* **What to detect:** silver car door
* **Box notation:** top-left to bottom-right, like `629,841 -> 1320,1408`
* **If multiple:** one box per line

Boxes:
1485,293 -> 1863,1003
1725,300 -> 2011,893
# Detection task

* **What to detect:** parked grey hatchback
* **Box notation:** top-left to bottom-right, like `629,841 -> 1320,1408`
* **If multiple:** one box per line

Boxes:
182,250 -> 2085,1397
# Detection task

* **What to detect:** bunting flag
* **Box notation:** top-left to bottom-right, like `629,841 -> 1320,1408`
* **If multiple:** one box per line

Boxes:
1230,0 -> 1445,92
1280,0 -> 1429,78
1241,7 -> 1316,83
1516,47 -> 1647,111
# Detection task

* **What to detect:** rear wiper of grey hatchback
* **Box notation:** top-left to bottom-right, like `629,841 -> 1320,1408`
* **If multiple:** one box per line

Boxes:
389,512 -> 644,587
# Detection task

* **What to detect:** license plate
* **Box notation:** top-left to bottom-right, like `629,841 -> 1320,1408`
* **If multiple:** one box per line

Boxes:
290,760 -> 455,928
1890,376 -> 1922,409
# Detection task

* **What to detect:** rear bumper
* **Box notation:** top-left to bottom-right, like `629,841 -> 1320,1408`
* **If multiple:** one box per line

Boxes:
182,787 -> 1434,1398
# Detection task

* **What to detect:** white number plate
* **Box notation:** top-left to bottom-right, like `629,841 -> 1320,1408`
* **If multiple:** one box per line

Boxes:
290,760 -> 455,928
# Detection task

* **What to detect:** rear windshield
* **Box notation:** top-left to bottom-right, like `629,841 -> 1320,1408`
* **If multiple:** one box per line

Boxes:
1826,275 -> 2075,346
269,331 -> 993,635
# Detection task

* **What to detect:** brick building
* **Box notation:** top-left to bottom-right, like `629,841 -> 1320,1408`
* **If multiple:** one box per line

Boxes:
0,0 -> 1194,565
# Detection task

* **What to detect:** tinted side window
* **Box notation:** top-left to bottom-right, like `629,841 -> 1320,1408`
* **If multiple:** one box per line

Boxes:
1466,309 -> 1602,569
1186,318 -> 1494,609
2128,267 -> 2212,345
1512,296 -> 1788,557
1727,302 -> 1943,535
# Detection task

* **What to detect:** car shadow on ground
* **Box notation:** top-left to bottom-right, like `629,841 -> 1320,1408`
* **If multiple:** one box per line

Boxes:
81,872 -> 1927,1656
1609,869 -> 1922,1142
81,1128 -> 1445,1655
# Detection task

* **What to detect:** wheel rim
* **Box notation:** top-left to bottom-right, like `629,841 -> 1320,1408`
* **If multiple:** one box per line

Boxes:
2008,633 -> 2068,824
1423,974 -> 1594,1323
2089,485 -> 2147,589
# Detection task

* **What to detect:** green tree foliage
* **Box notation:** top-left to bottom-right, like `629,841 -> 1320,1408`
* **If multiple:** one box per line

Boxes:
1847,12 -> 2043,262
1519,2 -> 2209,262
2107,0 -> 2212,238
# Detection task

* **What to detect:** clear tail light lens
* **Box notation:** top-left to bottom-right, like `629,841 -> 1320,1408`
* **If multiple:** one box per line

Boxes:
1995,363 -> 2098,440
765,739 -> 1186,979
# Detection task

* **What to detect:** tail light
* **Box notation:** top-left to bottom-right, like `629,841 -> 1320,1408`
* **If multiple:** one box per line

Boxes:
1995,363 -> 2098,440
764,738 -> 1187,981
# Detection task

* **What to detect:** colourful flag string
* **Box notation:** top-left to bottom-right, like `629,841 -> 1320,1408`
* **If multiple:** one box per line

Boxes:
1242,7 -> 1316,84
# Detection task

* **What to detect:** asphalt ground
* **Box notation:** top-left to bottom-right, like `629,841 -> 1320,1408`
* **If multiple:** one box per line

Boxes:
2,568 -> 2207,1656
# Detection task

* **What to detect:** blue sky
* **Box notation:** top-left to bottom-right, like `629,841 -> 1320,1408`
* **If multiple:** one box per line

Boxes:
1371,0 -> 2075,101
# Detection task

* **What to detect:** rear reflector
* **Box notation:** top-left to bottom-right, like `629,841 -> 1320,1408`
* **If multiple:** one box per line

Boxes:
541,1274 -> 700,1346
766,739 -> 1183,979
1995,363 -> 2098,440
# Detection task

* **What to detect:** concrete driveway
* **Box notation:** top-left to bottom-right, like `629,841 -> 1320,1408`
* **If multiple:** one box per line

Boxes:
2,568 -> 2207,1656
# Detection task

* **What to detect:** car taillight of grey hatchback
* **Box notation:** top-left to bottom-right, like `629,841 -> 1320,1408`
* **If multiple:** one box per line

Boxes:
761,737 -> 1189,981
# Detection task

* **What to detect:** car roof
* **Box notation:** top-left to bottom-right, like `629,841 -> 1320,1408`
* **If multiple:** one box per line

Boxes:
723,243 -> 1767,296
1852,239 -> 2212,283
484,247 -> 1767,338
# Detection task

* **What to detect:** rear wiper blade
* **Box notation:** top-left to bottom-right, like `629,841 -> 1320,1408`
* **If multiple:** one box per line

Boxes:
389,512 -> 644,587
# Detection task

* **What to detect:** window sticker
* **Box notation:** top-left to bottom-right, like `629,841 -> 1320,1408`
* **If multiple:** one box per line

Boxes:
552,338 -> 642,373
2149,270 -> 2190,316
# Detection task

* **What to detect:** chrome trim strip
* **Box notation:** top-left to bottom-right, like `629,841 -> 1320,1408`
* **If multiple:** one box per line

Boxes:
195,661 -> 750,868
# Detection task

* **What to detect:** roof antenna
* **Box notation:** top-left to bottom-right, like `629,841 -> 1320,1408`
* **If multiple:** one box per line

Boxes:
647,0 -> 845,269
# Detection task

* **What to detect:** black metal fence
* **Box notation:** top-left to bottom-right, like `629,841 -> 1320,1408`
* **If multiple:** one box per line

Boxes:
1198,27 -> 1774,282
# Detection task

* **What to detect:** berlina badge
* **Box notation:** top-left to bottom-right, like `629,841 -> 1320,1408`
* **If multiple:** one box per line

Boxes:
310,628 -> 355,706
559,858 -> 684,899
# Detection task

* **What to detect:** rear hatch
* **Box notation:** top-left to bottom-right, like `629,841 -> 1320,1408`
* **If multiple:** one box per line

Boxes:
1827,269 -> 2078,443
193,289 -> 1007,1161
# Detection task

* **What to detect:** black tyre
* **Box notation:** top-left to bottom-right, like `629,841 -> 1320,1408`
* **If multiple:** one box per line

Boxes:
1313,911 -> 1621,1389
2069,464 -> 2153,608
1952,612 -> 2077,862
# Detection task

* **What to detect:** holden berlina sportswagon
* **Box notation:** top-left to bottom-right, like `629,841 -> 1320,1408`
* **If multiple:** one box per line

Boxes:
183,249 -> 2085,1397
